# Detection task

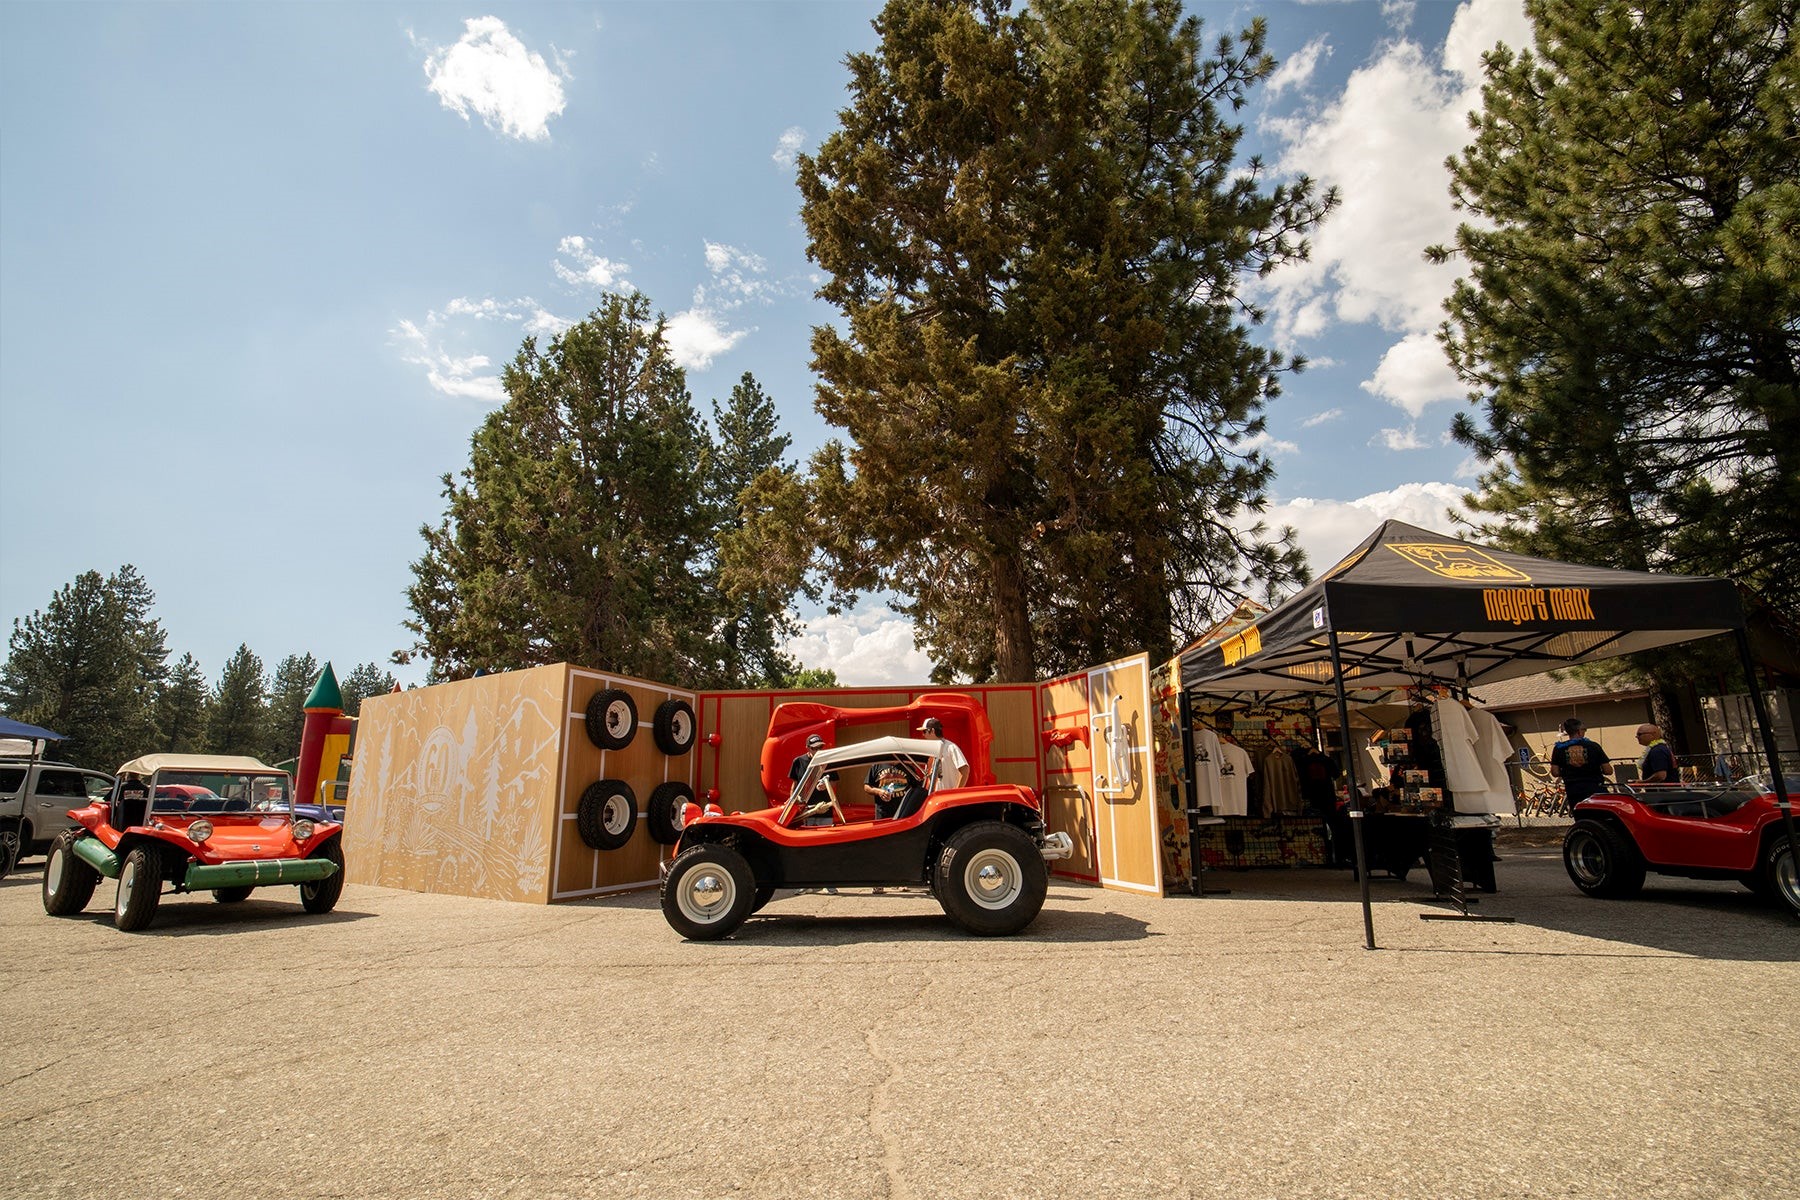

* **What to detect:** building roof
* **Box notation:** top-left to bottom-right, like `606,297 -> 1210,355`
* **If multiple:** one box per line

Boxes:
1472,671 -> 1649,712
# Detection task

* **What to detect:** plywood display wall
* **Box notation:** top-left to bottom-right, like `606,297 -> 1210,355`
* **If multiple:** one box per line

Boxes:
347,661 -> 1163,905
344,665 -> 697,904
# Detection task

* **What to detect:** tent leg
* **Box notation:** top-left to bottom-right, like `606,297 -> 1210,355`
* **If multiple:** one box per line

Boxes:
1735,628 -> 1799,915
1329,633 -> 1376,950
1177,692 -> 1226,897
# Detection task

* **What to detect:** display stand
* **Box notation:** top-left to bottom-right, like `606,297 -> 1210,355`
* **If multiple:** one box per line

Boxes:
1420,813 -> 1514,923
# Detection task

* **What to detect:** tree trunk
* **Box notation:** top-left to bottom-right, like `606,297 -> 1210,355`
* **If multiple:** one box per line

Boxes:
990,546 -> 1036,683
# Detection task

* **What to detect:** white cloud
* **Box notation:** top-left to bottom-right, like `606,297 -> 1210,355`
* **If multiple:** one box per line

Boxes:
1359,330 -> 1465,416
662,308 -> 747,371
392,320 -> 508,403
423,17 -> 568,141
1374,425 -> 1429,451
701,241 -> 772,302
1239,431 -> 1301,457
1301,407 -> 1343,428
773,126 -> 806,167
392,294 -> 573,403
553,235 -> 632,291
1263,481 -> 1470,569
1269,36 -> 1331,97
1258,0 -> 1533,412
1453,454 -> 1485,479
786,606 -> 935,687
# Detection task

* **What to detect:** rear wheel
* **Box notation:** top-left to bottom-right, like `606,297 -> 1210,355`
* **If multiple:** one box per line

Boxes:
933,821 -> 1048,936
42,830 -> 100,916
301,840 -> 345,915
661,843 -> 755,940
114,846 -> 164,932
213,886 -> 255,904
1757,835 -> 1799,917
1562,820 -> 1646,899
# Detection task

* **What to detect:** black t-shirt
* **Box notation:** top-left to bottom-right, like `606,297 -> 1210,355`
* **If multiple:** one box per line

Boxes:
1550,737 -> 1607,783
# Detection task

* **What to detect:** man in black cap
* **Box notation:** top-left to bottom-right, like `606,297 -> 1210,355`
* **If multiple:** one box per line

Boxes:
1550,717 -> 1612,815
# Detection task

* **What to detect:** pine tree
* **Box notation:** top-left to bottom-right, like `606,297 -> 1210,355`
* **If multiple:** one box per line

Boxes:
207,645 -> 266,757
400,294 -> 721,682
710,372 -> 802,686
795,0 -> 1328,681
340,661 -> 399,717
1436,0 -> 1799,634
263,652 -> 320,765
155,653 -> 211,754
0,565 -> 167,768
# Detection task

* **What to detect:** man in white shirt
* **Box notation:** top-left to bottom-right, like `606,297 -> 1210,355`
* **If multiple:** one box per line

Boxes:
920,718 -> 969,789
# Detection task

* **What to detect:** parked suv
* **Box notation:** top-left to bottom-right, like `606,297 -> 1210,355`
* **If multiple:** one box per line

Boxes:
0,759 -> 114,865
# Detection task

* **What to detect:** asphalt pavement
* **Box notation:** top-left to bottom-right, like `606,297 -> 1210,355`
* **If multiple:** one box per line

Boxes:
4,829 -> 1795,1200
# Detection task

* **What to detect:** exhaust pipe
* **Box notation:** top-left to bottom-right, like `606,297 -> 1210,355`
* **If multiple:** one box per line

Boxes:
1039,831 -> 1074,861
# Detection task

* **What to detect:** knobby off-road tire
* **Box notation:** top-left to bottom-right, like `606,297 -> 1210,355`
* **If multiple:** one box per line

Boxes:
42,830 -> 101,916
1562,820 -> 1646,899
585,688 -> 638,751
114,845 -> 165,932
653,698 -> 697,756
301,839 -> 345,915
934,821 -> 1048,937
213,886 -> 255,904
1758,836 -> 1800,918
577,781 -> 638,851
661,843 -> 756,940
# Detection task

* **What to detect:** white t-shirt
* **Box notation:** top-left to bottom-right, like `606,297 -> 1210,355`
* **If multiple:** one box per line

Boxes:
1193,729 -> 1224,812
1216,741 -> 1254,816
931,738 -> 970,790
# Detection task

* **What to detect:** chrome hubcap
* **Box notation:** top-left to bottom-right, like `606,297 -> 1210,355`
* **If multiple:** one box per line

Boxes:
965,848 -> 1022,910
679,867 -> 733,923
1569,834 -> 1605,885
1777,846 -> 1799,908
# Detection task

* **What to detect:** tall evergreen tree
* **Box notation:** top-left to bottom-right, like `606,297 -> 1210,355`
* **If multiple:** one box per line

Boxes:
710,372 -> 802,686
400,294 -> 721,682
794,0 -> 1329,682
263,652 -> 320,765
207,645 -> 266,757
0,565 -> 167,768
155,652 -> 211,754
1435,0 -> 1799,636
340,661 -> 399,717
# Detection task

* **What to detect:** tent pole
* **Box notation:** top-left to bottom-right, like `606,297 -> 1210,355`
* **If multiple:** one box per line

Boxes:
1734,627 -> 1798,910
1328,631 -> 1376,949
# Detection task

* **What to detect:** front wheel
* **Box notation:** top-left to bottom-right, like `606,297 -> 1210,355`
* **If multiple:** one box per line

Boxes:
1562,820 -> 1646,899
43,830 -> 101,915
1757,835 -> 1799,917
300,840 -> 345,915
661,844 -> 755,940
114,846 -> 164,932
213,886 -> 255,904
933,822 -> 1048,936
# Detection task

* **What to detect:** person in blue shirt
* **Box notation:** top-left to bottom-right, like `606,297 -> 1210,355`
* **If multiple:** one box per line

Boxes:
1635,723 -> 1677,785
1549,718 -> 1613,813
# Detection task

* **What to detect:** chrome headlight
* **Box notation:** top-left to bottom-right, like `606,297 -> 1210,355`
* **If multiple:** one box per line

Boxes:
186,819 -> 213,844
291,818 -> 315,842
677,802 -> 700,832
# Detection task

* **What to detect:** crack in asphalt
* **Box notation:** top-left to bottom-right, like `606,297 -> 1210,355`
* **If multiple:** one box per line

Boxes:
864,971 -> 932,1200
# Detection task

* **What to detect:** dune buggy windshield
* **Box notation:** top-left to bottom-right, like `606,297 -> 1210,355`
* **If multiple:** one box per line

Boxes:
154,771 -> 294,815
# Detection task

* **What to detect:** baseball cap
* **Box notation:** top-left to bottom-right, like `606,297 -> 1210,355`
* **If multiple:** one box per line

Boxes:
806,734 -> 825,750
917,718 -> 942,735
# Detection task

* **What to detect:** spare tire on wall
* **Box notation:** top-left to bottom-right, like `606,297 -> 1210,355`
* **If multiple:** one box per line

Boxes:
653,699 -> 697,756
577,780 -> 638,850
647,781 -> 695,844
585,688 -> 638,751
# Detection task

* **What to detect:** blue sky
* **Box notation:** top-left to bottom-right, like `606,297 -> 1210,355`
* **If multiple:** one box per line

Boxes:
0,0 -> 1533,689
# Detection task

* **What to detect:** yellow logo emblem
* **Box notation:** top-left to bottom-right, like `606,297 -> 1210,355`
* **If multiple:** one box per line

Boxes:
1385,542 -> 1531,582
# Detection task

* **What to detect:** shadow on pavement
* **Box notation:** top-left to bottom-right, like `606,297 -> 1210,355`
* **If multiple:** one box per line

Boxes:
56,899 -> 377,937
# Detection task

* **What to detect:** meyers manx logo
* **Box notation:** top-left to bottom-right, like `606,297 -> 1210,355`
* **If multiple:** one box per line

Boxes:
1385,542 -> 1531,582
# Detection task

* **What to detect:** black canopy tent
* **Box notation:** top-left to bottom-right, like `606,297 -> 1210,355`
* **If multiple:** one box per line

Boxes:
1178,520 -> 1796,947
